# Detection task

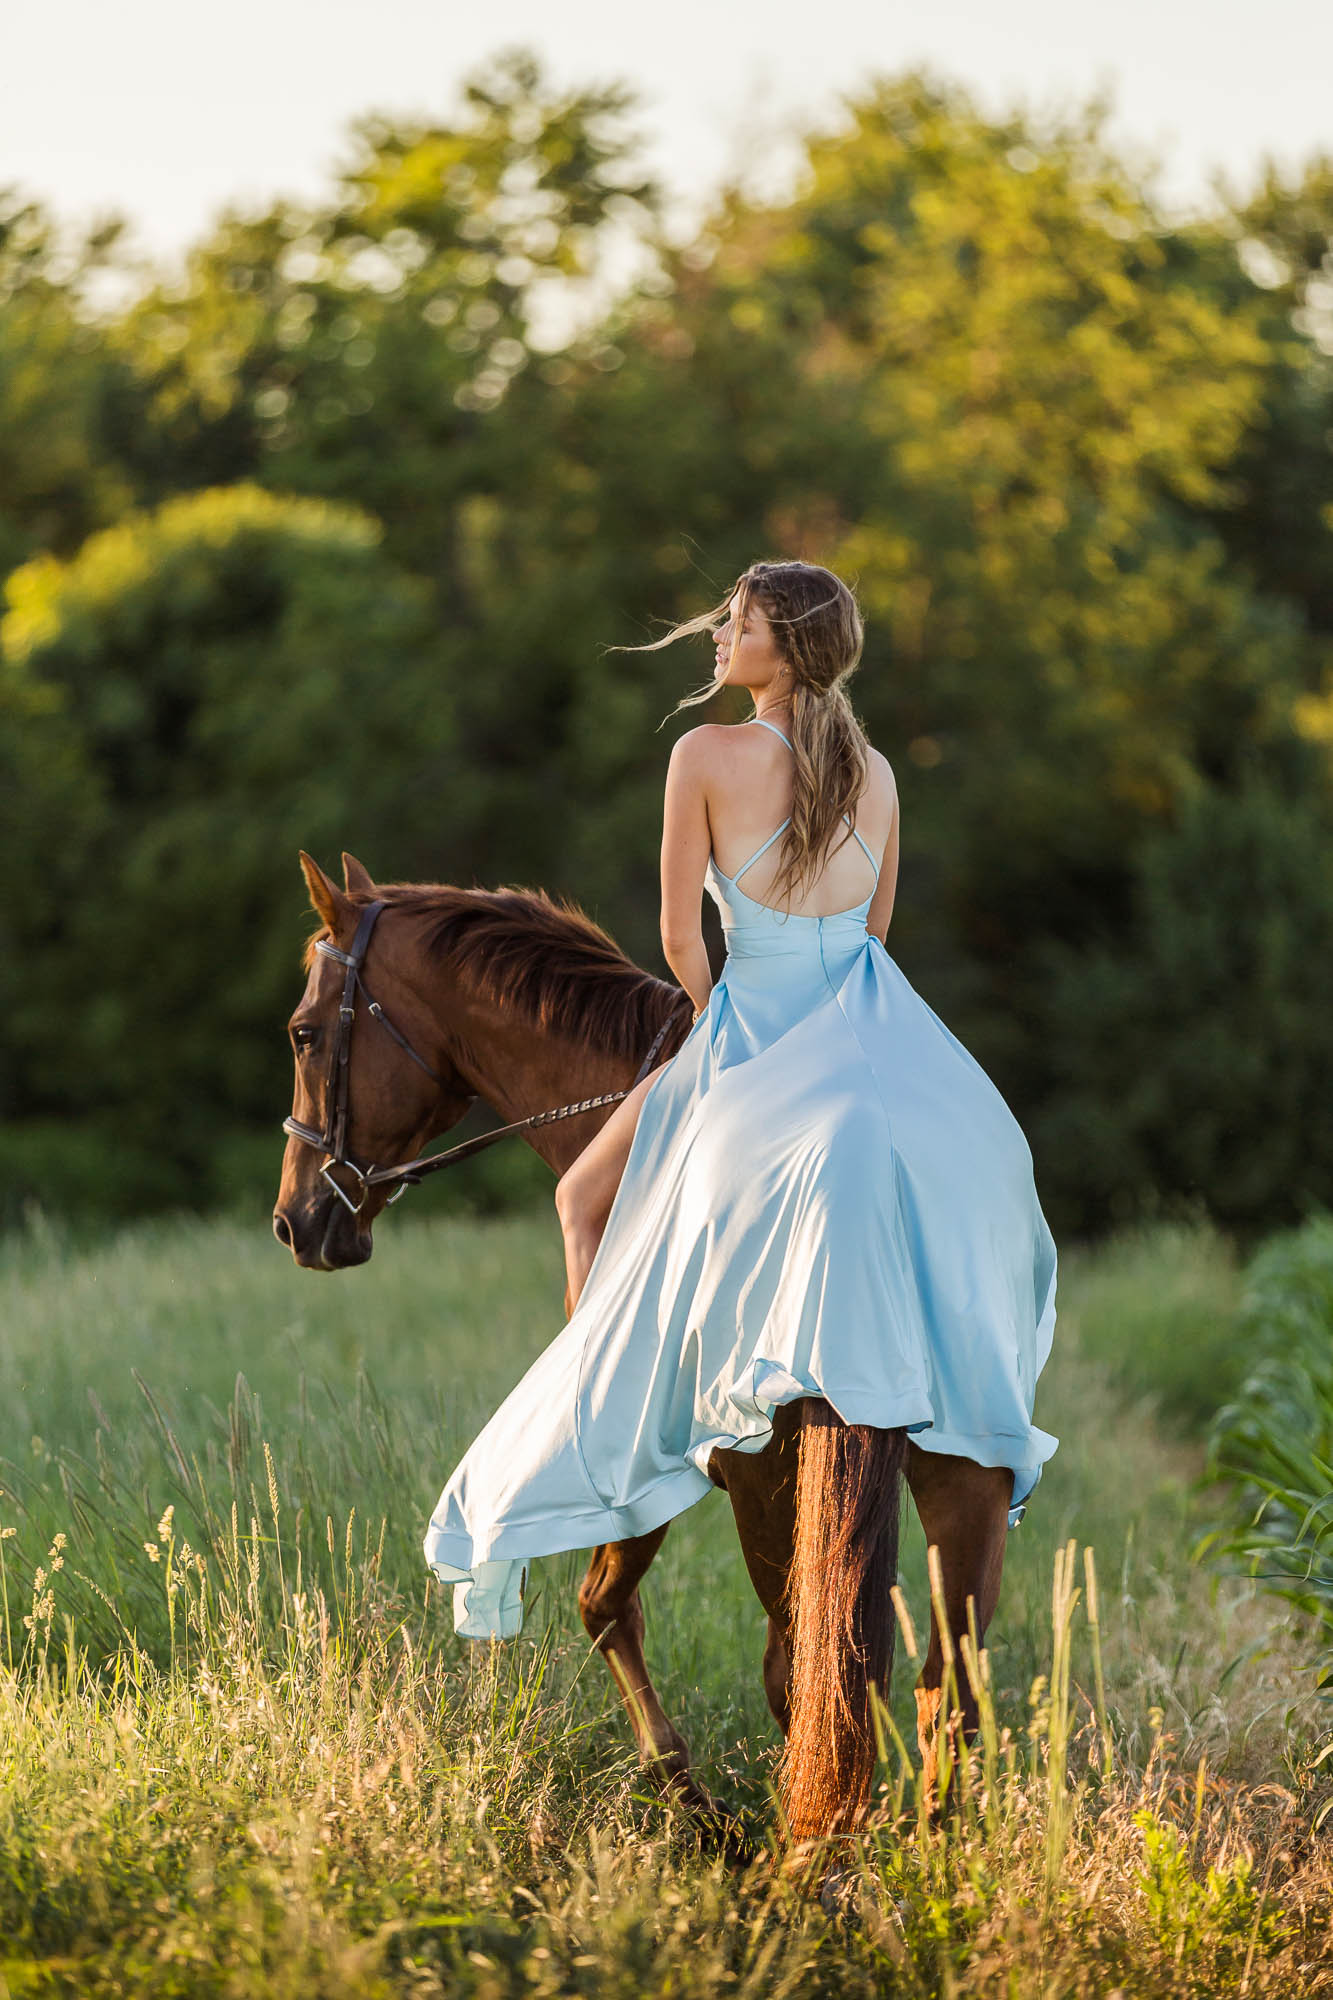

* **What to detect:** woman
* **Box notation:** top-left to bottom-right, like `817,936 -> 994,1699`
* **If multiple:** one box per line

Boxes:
423,559 -> 1058,1639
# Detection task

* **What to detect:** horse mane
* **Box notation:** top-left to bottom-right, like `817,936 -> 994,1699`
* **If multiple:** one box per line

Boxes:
304,881 -> 687,1061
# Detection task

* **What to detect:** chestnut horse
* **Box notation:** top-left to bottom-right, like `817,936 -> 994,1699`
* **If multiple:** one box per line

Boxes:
274,852 -> 1013,1850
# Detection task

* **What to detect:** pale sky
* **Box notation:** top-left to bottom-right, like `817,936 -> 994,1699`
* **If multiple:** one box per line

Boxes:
4,0 -> 1328,333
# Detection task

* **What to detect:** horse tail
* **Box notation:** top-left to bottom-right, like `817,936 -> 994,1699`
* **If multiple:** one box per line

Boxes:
777,1397 -> 908,1845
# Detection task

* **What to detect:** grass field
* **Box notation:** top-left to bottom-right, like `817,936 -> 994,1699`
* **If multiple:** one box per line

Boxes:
0,1204 -> 1329,1995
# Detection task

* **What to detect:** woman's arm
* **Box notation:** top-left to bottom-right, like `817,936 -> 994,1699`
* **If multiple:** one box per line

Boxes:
865,768 -> 900,945
659,727 -> 715,1015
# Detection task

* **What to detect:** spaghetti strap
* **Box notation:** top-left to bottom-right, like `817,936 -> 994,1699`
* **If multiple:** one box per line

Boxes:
732,818 -> 793,886
844,818 -> 880,876
729,812 -> 878,891
733,719 -> 881,886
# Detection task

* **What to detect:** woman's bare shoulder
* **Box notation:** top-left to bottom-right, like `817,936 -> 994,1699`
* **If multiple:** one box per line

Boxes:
669,722 -> 736,757
862,741 -> 899,808
674,723 -> 896,798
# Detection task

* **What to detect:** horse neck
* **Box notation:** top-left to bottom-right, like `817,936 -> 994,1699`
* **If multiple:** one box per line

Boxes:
418,931 -> 680,1176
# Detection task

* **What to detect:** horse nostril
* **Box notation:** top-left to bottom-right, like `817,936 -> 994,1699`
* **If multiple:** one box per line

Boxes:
273,1212 -> 293,1249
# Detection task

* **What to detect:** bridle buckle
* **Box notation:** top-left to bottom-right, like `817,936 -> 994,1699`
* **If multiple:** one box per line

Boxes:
320,1157 -> 371,1216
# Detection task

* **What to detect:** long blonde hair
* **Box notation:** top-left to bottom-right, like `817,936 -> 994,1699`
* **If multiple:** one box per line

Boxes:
608,560 -> 870,907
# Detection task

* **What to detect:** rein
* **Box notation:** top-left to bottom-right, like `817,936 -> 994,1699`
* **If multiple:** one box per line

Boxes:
282,898 -> 693,1217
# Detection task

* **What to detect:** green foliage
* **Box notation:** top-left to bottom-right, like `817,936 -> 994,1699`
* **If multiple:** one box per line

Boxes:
1202,155 -> 1333,637
0,190 -> 137,575
104,47 -> 663,561
0,1123 -> 187,1223
1030,781 -> 1333,1238
0,483 -> 458,1206
1133,1805 -> 1293,1963
1199,1214 -> 1333,1683
2,54 -> 1332,1231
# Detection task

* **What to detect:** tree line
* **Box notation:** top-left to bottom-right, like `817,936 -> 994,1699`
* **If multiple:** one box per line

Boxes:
3,48 -> 1332,1240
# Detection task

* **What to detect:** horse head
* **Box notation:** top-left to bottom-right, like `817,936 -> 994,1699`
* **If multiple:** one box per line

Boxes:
273,851 -> 478,1270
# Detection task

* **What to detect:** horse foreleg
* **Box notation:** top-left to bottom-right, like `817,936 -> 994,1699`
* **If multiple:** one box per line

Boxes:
578,1529 -> 728,1830
904,1445 -> 1011,1810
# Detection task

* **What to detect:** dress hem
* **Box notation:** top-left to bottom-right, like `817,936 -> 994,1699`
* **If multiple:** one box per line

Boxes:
424,1404 -> 1056,1640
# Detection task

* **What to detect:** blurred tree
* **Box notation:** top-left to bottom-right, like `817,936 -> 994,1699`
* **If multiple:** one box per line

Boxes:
1199,156 -> 1333,636
1029,776 -> 1333,1239
0,484 -> 457,1203
0,191 -> 136,575
86,49 -> 674,945
105,47 -> 663,577
3,61 -> 1331,1235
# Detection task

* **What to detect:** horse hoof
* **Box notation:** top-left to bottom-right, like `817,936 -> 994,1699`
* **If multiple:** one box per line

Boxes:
667,1780 -> 749,1854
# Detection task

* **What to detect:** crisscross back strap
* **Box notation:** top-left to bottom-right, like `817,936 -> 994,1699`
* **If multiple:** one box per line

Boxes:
732,817 -> 792,886
736,719 -> 881,882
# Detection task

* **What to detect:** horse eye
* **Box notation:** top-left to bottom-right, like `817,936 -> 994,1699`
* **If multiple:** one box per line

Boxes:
292,1025 -> 318,1052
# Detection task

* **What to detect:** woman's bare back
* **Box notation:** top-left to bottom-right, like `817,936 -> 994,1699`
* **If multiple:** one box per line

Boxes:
705,719 -> 899,919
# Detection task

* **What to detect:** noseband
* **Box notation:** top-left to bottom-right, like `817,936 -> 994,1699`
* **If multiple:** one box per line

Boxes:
282,899 -> 691,1217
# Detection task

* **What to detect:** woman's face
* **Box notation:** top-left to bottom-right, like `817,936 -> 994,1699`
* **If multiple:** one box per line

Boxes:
712,589 -> 787,693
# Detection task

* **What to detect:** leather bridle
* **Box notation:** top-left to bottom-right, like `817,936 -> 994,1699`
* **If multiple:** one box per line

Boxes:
282,899 -> 692,1217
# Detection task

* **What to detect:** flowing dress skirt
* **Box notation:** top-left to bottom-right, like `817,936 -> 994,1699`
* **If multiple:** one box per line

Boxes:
424,879 -> 1058,1638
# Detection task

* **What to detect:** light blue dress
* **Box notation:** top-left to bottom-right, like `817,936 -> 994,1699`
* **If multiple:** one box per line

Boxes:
424,720 -> 1059,1638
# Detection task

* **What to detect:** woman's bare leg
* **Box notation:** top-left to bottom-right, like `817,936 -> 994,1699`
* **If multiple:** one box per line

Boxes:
554,1059 -> 672,1313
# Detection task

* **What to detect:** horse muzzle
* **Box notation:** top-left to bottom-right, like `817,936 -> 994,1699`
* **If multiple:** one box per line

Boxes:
273,1191 -> 374,1270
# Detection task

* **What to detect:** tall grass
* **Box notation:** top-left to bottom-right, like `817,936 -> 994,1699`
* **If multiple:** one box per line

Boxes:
1052,1214 -> 1246,1435
0,1206 -> 1330,1992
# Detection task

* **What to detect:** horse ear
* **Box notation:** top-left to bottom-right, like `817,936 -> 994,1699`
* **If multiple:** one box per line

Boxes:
342,852 -> 376,896
299,851 -> 349,933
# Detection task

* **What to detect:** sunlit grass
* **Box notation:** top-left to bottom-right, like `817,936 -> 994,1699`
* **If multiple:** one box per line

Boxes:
0,1207 -> 1330,1992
